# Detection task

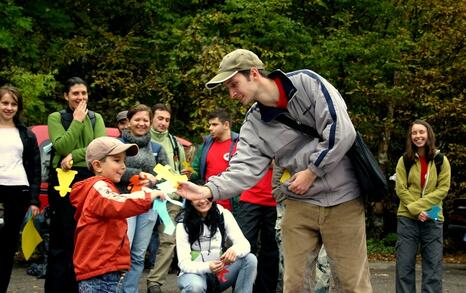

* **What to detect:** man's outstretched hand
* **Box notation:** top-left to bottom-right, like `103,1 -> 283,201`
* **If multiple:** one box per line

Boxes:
176,181 -> 212,201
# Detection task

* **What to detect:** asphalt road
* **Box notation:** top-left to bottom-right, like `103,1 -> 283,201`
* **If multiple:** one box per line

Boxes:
7,261 -> 466,292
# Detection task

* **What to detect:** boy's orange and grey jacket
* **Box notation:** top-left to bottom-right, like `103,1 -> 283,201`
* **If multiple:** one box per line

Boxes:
70,176 -> 153,281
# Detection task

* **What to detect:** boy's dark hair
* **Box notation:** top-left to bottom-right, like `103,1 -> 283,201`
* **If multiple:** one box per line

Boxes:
64,77 -> 88,94
152,103 -> 172,115
405,119 -> 437,162
127,104 -> 153,122
208,108 -> 231,125
0,85 -> 23,124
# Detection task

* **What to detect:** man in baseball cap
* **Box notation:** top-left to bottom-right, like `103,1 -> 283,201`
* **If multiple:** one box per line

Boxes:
205,49 -> 265,89
179,48 -> 372,292
116,110 -> 129,135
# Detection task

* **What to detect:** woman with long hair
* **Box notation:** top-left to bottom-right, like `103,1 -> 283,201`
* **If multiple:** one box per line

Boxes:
176,198 -> 257,292
0,86 -> 41,293
395,119 -> 451,292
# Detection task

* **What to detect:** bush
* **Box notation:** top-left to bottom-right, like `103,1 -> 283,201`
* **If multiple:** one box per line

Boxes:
367,233 -> 397,255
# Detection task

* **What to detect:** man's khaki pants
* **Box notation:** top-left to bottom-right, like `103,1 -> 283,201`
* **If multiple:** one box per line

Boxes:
282,198 -> 372,293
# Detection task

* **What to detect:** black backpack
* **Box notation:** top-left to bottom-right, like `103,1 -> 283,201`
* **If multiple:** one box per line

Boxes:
402,152 -> 444,181
45,110 -> 97,181
275,113 -> 388,204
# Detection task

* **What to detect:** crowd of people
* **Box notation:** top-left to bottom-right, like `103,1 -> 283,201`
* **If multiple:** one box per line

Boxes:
0,48 -> 451,293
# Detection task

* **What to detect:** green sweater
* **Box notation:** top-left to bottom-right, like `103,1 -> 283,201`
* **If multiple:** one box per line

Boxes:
150,128 -> 186,172
48,111 -> 106,168
395,153 -> 451,221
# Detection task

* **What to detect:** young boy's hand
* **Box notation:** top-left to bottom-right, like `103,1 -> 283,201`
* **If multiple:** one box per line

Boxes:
139,172 -> 157,187
150,190 -> 165,201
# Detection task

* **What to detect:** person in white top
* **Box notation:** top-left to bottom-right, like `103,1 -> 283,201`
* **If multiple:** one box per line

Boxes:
175,198 -> 257,293
0,85 -> 41,293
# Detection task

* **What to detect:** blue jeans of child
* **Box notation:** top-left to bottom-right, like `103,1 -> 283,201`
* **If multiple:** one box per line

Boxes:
177,253 -> 257,293
78,271 -> 125,293
121,209 -> 158,293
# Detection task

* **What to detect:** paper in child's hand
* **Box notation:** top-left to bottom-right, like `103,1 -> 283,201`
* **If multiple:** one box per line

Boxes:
128,175 -> 146,192
154,164 -> 188,188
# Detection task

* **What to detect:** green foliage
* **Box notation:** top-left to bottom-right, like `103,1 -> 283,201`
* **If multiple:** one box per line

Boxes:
367,233 -> 397,255
0,67 -> 58,125
1,0 -> 464,202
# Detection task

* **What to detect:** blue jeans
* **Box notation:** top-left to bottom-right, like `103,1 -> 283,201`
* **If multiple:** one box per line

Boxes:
121,209 -> 158,293
177,253 -> 257,293
396,216 -> 443,293
145,223 -> 160,268
78,271 -> 125,293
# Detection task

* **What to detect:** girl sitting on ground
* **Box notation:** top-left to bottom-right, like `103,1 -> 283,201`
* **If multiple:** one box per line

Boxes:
175,198 -> 257,293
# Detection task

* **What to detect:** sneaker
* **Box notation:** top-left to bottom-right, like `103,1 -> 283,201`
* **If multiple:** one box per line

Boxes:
147,285 -> 162,293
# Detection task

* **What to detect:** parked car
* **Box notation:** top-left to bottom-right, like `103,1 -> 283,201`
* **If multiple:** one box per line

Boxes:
447,198 -> 466,248
29,125 -> 121,210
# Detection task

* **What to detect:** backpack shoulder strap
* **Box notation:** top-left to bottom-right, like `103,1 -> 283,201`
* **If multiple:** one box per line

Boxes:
59,109 -> 96,130
59,109 -> 73,130
402,153 -> 415,181
88,110 -> 96,129
150,141 -> 162,162
168,133 -> 181,170
434,152 -> 444,175
228,132 -> 239,162
275,113 -> 322,140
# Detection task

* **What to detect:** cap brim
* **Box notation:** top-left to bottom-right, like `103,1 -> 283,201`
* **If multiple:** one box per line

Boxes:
109,143 -> 139,157
205,70 -> 238,89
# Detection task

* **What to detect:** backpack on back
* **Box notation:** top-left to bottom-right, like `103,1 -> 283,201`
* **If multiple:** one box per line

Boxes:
275,113 -> 388,204
44,110 -> 97,182
402,152 -> 444,180
150,141 -> 162,163
59,109 -> 96,130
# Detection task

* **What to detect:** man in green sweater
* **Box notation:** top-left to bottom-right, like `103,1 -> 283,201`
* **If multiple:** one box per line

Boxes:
147,103 -> 186,293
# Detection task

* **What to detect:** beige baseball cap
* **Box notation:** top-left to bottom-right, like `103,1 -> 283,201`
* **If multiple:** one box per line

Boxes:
86,137 -> 138,169
205,49 -> 265,89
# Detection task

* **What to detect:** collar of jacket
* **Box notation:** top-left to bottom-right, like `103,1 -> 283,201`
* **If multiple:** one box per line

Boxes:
257,69 -> 297,122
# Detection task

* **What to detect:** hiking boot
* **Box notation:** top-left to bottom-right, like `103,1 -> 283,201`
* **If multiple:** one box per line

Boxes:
147,285 -> 162,293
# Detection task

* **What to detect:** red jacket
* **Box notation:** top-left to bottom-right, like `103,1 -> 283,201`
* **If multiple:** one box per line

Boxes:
239,167 -> 276,206
70,176 -> 153,281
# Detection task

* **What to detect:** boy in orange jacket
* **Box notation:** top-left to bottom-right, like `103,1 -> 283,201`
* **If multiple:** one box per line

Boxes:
70,137 -> 164,292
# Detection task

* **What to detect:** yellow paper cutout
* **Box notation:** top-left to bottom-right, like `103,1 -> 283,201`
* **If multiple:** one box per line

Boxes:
54,168 -> 78,197
22,217 -> 43,260
154,164 -> 188,188
182,161 -> 195,174
280,169 -> 291,184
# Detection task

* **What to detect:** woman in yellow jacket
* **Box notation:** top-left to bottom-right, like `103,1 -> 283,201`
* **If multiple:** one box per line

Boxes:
395,119 -> 451,293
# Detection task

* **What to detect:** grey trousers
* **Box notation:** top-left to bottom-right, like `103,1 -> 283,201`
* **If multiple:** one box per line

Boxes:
396,216 -> 443,293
